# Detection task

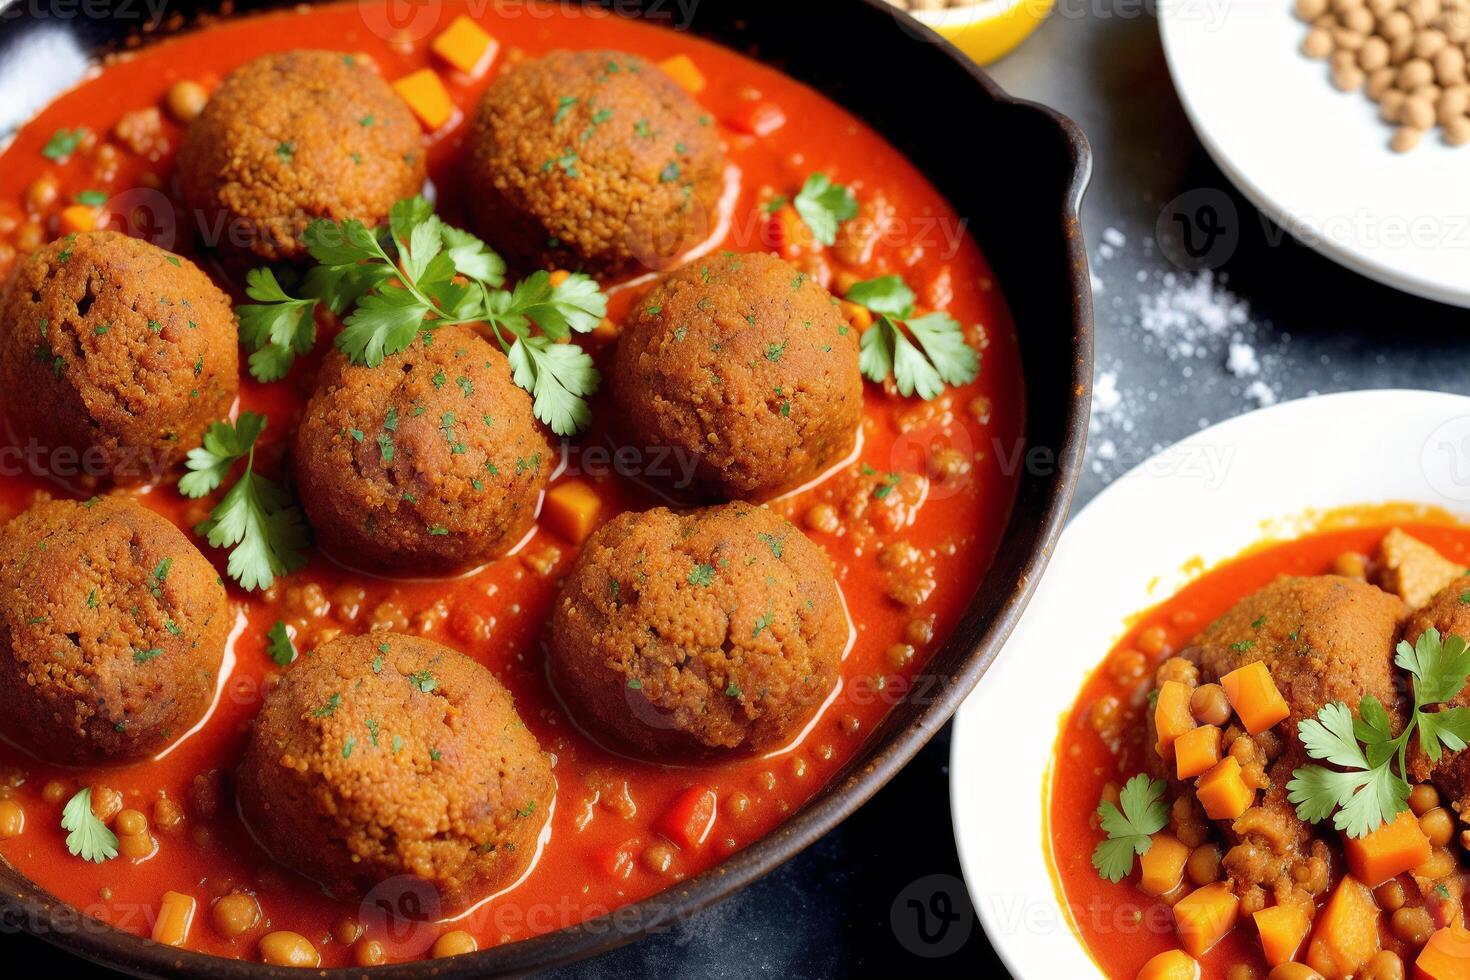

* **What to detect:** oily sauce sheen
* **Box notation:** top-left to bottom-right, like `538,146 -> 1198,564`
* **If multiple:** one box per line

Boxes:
0,1 -> 1022,966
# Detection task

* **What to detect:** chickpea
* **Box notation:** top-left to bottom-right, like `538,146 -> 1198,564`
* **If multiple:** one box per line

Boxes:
726,791 -> 750,818
118,830 -> 155,860
1109,648 -> 1148,684
1374,877 -> 1407,911
1332,551 -> 1369,579
904,617 -> 935,647
355,938 -> 387,966
1409,783 -> 1441,814
333,917 -> 362,945
25,176 -> 59,213
41,780 -> 69,805
259,931 -> 320,967
1415,845 -> 1456,879
153,795 -> 186,835
1225,965 -> 1257,980
165,80 -> 208,123
641,842 -> 675,874
1137,625 -> 1169,656
91,785 -> 123,824
803,503 -> 840,535
1190,684 -> 1232,725
1155,656 -> 1197,687
1390,905 -> 1434,946
837,714 -> 860,736
1269,965 -> 1327,980
190,771 -> 221,818
1186,843 -> 1222,886
211,892 -> 260,939
1362,949 -> 1405,980
1420,806 -> 1455,846
431,930 -> 477,958
115,808 -> 148,837
885,643 -> 915,671
0,800 -> 24,838
16,221 -> 43,254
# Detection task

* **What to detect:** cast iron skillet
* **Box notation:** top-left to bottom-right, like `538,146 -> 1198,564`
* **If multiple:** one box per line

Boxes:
0,0 -> 1094,975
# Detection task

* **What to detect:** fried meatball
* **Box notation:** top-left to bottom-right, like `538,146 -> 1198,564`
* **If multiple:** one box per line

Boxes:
178,50 -> 425,262
0,231 -> 238,485
466,50 -> 725,277
613,251 -> 861,500
549,502 -> 845,755
1192,575 -> 1405,900
237,633 -> 553,909
0,496 -> 227,762
292,327 -> 552,574
1403,583 -> 1470,811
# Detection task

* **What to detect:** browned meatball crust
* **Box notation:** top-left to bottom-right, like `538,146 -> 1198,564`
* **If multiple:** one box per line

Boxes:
0,496 -> 227,762
466,50 -> 725,276
178,50 -> 425,262
0,231 -> 238,484
613,252 -> 861,500
1191,575 -> 1405,903
293,327 -> 552,574
237,633 -> 553,909
549,503 -> 845,755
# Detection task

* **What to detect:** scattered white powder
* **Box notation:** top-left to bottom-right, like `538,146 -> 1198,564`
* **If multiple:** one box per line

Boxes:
1227,341 -> 1260,378
1245,380 -> 1278,407
1102,227 -> 1126,248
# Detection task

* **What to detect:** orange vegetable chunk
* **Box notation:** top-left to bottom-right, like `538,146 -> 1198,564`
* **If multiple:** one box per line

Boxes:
1220,661 -> 1291,734
1344,809 -> 1432,887
543,479 -> 602,545
1139,833 -> 1191,896
1418,927 -> 1470,980
431,15 -> 498,77
1195,756 -> 1254,821
1174,882 -> 1239,957
150,890 -> 196,947
1306,875 -> 1381,978
727,100 -> 786,137
58,204 -> 99,235
1155,680 -> 1196,753
659,53 -> 706,94
656,784 -> 717,849
392,69 -> 455,131
1255,903 -> 1311,966
1137,948 -> 1200,980
1175,724 -> 1222,780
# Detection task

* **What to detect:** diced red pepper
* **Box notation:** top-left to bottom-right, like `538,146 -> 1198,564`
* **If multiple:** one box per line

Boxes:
594,838 -> 640,879
656,785 -> 717,849
727,100 -> 786,137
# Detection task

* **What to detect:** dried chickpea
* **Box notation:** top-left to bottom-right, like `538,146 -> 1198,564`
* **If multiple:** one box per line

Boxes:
259,931 -> 320,967
1446,116 -> 1470,144
1368,65 -> 1398,97
212,892 -> 260,939
1392,125 -> 1425,150
1304,26 -> 1336,57
431,930 -> 477,958
1402,57 -> 1436,88
0,800 -> 24,838
1403,93 -> 1438,127
1381,88 -> 1408,120
1299,0 -> 1329,16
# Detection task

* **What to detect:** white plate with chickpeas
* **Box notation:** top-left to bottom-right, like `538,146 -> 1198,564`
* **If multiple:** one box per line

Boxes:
1158,0 -> 1470,308
952,389 -> 1470,976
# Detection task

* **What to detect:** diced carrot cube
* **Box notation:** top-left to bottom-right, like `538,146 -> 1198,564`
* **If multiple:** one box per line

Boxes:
727,100 -> 786,137
1175,724 -> 1222,780
656,784 -> 717,849
1174,882 -> 1239,957
392,69 -> 456,131
659,54 -> 705,94
431,15 -> 498,78
1220,661 -> 1291,734
1136,949 -> 1200,980
1344,809 -> 1432,887
1155,680 -> 1197,753
1139,833 -> 1190,896
1417,927 -> 1470,980
58,205 -> 99,235
1307,875 -> 1381,978
1255,903 -> 1311,966
1195,756 -> 1254,821
150,890 -> 195,947
543,479 -> 602,545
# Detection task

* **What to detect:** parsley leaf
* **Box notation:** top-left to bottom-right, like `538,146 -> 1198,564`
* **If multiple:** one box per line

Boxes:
507,335 -> 600,437
185,413 -> 308,592
61,787 -> 118,863
1091,774 -> 1168,883
266,620 -> 297,667
846,275 -> 916,319
860,313 -> 979,401
793,173 -> 858,246
236,268 -> 318,382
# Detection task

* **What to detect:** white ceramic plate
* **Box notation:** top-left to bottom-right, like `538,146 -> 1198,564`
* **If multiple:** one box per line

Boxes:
951,389 -> 1470,977
1158,0 -> 1470,308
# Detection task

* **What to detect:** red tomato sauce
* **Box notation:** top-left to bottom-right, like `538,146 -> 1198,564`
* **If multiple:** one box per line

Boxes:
0,0 -> 1023,966
1047,520 -> 1470,979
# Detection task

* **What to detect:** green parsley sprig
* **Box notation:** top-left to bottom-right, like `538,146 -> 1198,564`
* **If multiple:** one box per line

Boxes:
1092,773 -> 1168,883
180,411 -> 308,592
794,173 -> 857,246
61,787 -> 118,863
234,196 -> 605,436
1287,627 -> 1470,838
846,275 -> 980,400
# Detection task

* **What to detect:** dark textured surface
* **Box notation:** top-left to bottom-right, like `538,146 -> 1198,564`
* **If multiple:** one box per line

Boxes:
18,0 -> 1467,977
